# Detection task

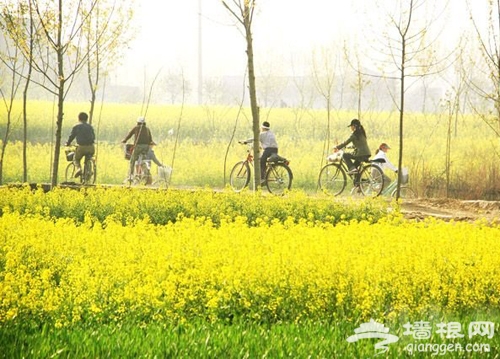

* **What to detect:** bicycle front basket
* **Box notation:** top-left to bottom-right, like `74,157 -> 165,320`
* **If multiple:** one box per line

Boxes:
124,144 -> 134,160
65,150 -> 75,162
327,152 -> 342,162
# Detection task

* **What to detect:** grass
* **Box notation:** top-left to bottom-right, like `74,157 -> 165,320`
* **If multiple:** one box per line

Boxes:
1,317 -> 498,358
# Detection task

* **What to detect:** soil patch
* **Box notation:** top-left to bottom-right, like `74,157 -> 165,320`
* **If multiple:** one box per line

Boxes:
399,198 -> 500,223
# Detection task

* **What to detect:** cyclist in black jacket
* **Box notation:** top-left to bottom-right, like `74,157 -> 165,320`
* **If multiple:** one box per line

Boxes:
122,117 -> 155,180
65,112 -> 95,177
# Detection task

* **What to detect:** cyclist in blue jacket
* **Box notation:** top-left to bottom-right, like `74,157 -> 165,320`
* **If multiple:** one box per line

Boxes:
65,112 -> 95,177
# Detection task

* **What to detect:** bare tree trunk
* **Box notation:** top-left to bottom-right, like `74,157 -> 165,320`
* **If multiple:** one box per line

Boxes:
396,40 -> 406,200
0,71 -> 18,184
88,53 -> 99,124
22,73 -> 31,183
445,104 -> 452,198
52,84 -> 65,187
0,109 -> 11,184
86,7 -> 100,125
245,18 -> 261,190
22,2 -> 34,183
222,1 -> 260,189
311,49 -> 336,173
0,46 -> 21,185
23,79 -> 31,182
51,0 -> 65,187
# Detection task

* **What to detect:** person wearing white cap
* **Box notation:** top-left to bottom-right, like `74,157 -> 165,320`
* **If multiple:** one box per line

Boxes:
121,116 -> 155,181
259,121 -> 278,183
372,143 -> 397,189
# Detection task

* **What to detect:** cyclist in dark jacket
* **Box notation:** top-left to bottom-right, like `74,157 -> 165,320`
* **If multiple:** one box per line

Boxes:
333,119 -> 371,174
65,112 -> 95,177
121,117 -> 155,180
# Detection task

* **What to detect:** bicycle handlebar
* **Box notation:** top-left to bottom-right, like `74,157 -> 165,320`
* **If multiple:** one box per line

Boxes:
238,138 -> 254,145
334,145 -> 355,151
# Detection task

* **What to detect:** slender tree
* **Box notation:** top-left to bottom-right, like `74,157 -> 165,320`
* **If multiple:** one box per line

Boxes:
21,1 -> 35,182
439,42 -> 468,198
160,70 -> 192,105
81,0 -> 134,124
221,0 -> 261,189
0,1 -> 38,182
289,74 -> 315,137
4,0 -> 134,186
0,7 -> 24,184
466,0 -> 500,137
19,0 -> 100,186
364,0 -> 448,199
311,46 -> 340,160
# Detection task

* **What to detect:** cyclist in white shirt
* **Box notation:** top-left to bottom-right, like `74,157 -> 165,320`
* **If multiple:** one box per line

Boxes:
259,121 -> 278,183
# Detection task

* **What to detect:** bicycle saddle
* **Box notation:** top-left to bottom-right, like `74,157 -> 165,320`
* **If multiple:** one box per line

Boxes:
267,154 -> 288,163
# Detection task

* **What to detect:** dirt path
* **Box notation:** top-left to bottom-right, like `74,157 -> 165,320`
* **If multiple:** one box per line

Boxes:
399,198 -> 500,223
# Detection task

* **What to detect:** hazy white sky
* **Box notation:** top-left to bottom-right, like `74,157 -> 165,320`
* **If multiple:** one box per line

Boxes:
115,1 -> 471,88
115,0 -> 368,85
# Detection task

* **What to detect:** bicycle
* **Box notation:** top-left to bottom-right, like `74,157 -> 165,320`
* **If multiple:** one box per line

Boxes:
124,144 -> 152,186
123,145 -> 171,188
229,139 -> 293,195
64,146 -> 96,185
317,148 -> 384,196
382,167 -> 417,199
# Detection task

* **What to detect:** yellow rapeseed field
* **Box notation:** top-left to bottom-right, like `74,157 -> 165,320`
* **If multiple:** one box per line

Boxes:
2,101 -> 500,198
1,199 -> 499,328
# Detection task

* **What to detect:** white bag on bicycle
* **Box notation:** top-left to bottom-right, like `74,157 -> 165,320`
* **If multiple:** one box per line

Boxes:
401,167 -> 409,184
158,165 -> 172,180
327,152 -> 342,162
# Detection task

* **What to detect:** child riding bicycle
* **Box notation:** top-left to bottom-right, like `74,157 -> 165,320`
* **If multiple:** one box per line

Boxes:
372,143 -> 397,191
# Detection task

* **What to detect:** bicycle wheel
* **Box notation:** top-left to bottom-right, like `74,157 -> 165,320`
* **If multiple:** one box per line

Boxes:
132,174 -> 146,186
265,163 -> 292,195
152,166 -> 171,189
318,163 -> 346,196
153,177 -> 168,188
82,159 -> 96,185
391,186 -> 417,199
359,164 -> 384,196
229,161 -> 251,192
65,162 -> 79,183
131,160 -> 152,186
144,164 -> 153,185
